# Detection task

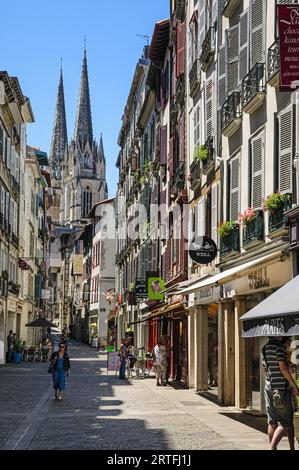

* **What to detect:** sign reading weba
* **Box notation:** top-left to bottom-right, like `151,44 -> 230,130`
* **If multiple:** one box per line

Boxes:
277,4 -> 299,90
189,236 -> 217,265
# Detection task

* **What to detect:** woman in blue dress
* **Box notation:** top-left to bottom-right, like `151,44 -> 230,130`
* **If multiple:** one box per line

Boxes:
50,342 -> 71,400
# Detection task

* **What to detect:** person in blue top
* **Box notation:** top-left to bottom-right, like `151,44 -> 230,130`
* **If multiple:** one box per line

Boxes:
119,338 -> 127,380
50,342 -> 71,400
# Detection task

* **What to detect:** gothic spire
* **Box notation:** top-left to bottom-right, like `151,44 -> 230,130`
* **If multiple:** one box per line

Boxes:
74,48 -> 93,147
50,63 -> 68,163
98,133 -> 105,161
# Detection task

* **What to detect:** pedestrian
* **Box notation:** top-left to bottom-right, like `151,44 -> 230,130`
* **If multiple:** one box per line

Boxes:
262,336 -> 299,451
49,342 -> 71,401
154,339 -> 167,386
163,335 -> 171,385
6,330 -> 14,363
118,338 -> 127,379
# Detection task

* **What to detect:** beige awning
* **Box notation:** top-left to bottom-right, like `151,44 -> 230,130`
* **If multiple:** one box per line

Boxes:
179,251 -> 281,295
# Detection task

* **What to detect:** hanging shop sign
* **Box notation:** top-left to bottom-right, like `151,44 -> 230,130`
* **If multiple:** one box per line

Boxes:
189,236 -> 217,265
135,280 -> 147,299
147,276 -> 165,301
72,255 -> 83,275
19,258 -> 30,271
277,4 -> 299,90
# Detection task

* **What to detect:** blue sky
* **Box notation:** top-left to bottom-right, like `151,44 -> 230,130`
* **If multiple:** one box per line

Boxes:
0,0 -> 169,197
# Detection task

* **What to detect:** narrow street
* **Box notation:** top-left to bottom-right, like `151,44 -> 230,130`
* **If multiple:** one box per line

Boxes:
0,341 -> 292,451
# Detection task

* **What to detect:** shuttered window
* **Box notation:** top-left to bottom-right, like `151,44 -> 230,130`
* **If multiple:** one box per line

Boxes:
194,104 -> 201,149
226,25 -> 239,96
6,137 -> 11,170
239,9 -> 249,84
218,45 -> 226,108
205,79 -> 213,140
198,0 -> 206,56
211,183 -> 218,244
229,155 -> 240,221
168,136 -> 174,178
250,132 -> 264,209
196,197 -> 206,237
250,0 -> 265,68
176,22 -> 185,78
179,113 -> 185,162
278,105 -> 294,194
0,125 -> 3,159
160,125 -> 167,165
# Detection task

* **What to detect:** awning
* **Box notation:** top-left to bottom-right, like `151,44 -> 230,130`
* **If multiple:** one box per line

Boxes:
148,301 -> 186,319
179,252 -> 281,295
241,275 -> 299,337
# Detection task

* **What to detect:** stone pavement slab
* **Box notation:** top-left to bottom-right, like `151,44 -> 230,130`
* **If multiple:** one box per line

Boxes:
0,341 -> 295,450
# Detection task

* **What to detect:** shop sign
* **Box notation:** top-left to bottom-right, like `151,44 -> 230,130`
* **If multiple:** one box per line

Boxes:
248,268 -> 269,290
189,236 -> 217,265
277,5 -> 299,90
19,259 -> 29,271
135,280 -> 147,299
147,277 -> 165,301
72,255 -> 83,275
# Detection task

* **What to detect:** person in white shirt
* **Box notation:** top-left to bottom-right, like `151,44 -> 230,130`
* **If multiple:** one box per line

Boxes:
154,339 -> 167,386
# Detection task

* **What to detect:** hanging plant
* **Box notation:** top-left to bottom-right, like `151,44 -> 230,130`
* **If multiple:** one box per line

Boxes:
217,221 -> 238,239
194,144 -> 208,162
263,193 -> 291,212
239,208 -> 256,226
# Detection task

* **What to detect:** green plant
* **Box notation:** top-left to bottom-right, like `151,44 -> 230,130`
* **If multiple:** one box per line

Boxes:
129,282 -> 135,292
217,221 -> 238,238
239,208 -> 256,226
1,270 -> 8,280
263,193 -> 291,212
13,339 -> 23,353
193,144 -> 208,162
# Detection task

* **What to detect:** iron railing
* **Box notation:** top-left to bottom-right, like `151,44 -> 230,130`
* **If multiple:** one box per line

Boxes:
241,63 -> 266,110
269,195 -> 292,234
221,92 -> 241,133
220,225 -> 240,258
189,59 -> 201,98
243,211 -> 264,247
268,40 -> 280,83
200,27 -> 215,71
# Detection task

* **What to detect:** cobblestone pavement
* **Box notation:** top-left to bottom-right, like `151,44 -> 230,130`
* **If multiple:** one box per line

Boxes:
0,341 -> 293,450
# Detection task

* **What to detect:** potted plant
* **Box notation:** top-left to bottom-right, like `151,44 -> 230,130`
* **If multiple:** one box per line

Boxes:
13,339 -> 23,364
217,221 -> 238,238
239,208 -> 256,226
198,144 -> 208,162
263,193 -> 291,212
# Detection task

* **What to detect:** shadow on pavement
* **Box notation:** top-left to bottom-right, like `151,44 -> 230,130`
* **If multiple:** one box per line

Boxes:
220,412 -> 267,435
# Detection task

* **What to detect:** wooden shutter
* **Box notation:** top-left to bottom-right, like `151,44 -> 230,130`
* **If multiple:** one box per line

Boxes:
0,125 -> 3,159
6,137 -> 11,170
226,25 -> 239,95
278,105 -> 293,194
160,125 -> 167,165
160,69 -> 165,109
250,132 -> 264,209
176,22 -> 185,78
205,79 -> 213,140
230,155 -> 240,221
198,0 -> 206,56
196,197 -> 206,237
179,113 -> 185,162
239,9 -> 249,84
218,45 -> 227,108
168,137 -> 174,178
250,0 -> 265,68
211,183 -> 218,244
188,27 -> 193,73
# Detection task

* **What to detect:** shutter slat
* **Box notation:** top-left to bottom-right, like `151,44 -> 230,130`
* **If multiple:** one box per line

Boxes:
230,155 -> 240,221
160,125 -> 167,165
251,133 -> 264,209
198,0 -> 206,56
176,22 -> 185,78
226,25 -> 239,95
205,78 -> 214,140
218,45 -> 227,108
239,9 -> 249,84
250,0 -> 265,68
278,105 -> 293,194
211,183 -> 218,244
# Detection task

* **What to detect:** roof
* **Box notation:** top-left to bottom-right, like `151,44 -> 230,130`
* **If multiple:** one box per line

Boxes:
87,198 -> 115,219
179,252 -> 281,295
241,275 -> 299,322
149,19 -> 170,64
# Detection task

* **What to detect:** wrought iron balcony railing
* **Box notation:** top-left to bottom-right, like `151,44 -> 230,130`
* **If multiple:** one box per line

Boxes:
189,160 -> 201,191
241,63 -> 266,114
201,137 -> 215,176
220,225 -> 240,258
269,195 -> 292,236
176,74 -> 185,107
189,59 -> 201,98
221,92 -> 241,137
268,40 -> 280,87
8,281 -> 19,297
11,233 -> 19,249
200,27 -> 215,72
11,176 -> 20,193
243,210 -> 264,249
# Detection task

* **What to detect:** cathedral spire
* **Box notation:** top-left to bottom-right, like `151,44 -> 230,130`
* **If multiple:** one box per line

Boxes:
74,47 -> 93,147
98,133 -> 105,161
50,63 -> 68,163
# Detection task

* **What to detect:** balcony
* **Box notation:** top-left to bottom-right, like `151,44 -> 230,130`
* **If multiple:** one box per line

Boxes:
11,233 -> 19,249
221,92 -> 241,137
241,63 -> 266,114
200,27 -> 215,72
11,176 -> 20,193
189,59 -> 201,98
220,225 -> 240,258
221,0 -> 241,18
8,281 -> 19,297
170,162 -> 186,200
174,0 -> 185,21
201,137 -> 215,176
268,41 -> 280,87
189,160 -> 201,191
269,195 -> 292,239
243,211 -> 264,250
176,74 -> 185,107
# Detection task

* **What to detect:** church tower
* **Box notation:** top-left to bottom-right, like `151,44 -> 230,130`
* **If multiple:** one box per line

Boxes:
62,48 -> 108,225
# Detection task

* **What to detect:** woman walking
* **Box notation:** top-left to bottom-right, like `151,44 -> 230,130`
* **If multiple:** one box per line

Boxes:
50,342 -> 70,400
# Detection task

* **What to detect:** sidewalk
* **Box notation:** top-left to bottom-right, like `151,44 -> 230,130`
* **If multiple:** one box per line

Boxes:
0,341 -> 295,450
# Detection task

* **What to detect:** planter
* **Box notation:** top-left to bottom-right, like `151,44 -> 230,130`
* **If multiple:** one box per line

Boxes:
243,210 -> 264,249
220,225 -> 240,258
14,353 -> 22,364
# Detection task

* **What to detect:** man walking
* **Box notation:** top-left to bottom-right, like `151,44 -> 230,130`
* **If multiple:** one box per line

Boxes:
154,339 -> 167,386
118,338 -> 127,380
262,336 -> 299,450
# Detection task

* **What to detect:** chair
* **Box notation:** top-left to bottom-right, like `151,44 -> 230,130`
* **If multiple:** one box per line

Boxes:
27,348 -> 36,362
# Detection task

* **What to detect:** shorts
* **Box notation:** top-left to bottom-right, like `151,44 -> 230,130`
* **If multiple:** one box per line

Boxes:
265,388 -> 294,427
